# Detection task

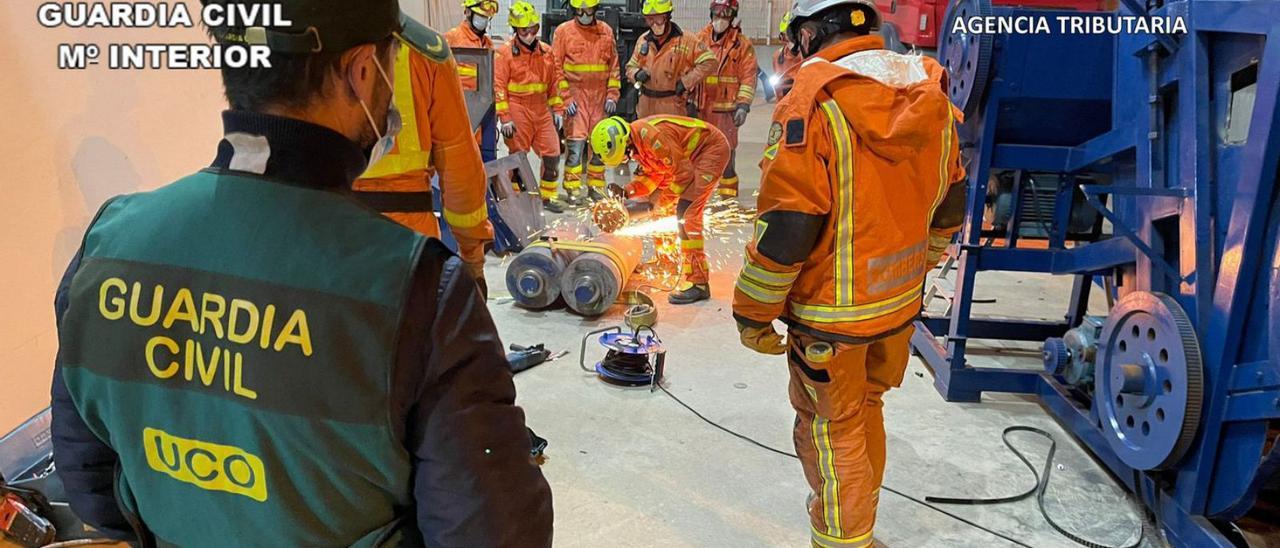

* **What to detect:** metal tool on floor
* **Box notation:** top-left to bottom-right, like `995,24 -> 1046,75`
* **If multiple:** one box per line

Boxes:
579,325 -> 666,391
506,343 -> 568,374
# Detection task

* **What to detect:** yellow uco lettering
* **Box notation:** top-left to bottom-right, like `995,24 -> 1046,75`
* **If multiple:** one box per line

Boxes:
143,427 -> 268,502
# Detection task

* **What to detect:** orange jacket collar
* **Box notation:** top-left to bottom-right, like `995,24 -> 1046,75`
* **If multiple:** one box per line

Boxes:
813,35 -> 885,62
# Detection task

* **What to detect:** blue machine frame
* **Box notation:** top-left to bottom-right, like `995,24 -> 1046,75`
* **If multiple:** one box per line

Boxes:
916,0 -> 1280,544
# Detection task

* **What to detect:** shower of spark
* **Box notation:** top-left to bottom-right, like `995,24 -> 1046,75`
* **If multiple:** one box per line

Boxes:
615,216 -> 679,236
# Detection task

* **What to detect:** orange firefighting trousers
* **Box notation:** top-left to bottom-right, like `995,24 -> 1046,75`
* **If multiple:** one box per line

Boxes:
675,136 -> 728,285
788,327 -> 913,548
703,110 -> 740,195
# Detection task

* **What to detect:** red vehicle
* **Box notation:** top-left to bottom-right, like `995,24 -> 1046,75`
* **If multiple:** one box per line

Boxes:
875,0 -> 1112,50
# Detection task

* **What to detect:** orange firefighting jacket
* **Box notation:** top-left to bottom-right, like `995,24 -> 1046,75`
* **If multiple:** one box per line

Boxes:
494,39 -> 564,123
694,25 -> 757,113
733,36 -> 966,342
551,20 -> 621,108
626,24 -> 716,115
444,21 -> 494,91
625,115 -> 729,202
355,25 -> 493,266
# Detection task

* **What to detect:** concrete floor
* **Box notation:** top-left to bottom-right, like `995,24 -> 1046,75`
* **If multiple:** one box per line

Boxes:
483,102 -> 1161,547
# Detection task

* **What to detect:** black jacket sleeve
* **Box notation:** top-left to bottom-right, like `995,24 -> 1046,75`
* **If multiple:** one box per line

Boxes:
405,253 -> 554,547
50,251 -> 135,540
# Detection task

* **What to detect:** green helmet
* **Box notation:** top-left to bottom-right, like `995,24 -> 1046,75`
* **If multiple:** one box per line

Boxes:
201,0 -> 400,53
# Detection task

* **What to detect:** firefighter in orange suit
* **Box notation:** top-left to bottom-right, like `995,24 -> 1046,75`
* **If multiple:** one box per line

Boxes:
354,14 -> 493,294
497,2 -> 568,212
694,0 -> 757,199
626,0 -> 717,118
731,1 -> 967,545
444,0 -> 497,91
552,0 -> 622,202
592,116 -> 729,304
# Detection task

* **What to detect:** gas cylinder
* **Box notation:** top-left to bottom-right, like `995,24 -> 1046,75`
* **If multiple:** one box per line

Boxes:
559,234 -> 644,317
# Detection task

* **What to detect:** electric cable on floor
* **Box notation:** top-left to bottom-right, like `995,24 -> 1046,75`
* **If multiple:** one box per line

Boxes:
656,386 -> 1033,548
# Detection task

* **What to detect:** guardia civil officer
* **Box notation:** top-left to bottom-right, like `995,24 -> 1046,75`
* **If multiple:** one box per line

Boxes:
49,1 -> 553,545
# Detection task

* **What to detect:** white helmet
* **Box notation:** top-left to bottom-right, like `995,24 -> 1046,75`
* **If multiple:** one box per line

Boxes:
787,0 -> 879,54
790,0 -> 875,18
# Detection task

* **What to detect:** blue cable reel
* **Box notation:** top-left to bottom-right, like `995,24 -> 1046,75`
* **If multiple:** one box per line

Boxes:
579,324 -> 667,391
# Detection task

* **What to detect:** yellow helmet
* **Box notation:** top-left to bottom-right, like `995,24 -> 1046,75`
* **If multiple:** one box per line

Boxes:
462,0 -> 499,17
642,0 -> 674,15
591,117 -> 631,167
778,11 -> 793,35
509,1 -> 540,28
569,0 -> 600,9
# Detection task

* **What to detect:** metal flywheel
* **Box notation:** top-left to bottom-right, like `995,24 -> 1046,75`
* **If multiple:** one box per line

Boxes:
939,0 -> 994,117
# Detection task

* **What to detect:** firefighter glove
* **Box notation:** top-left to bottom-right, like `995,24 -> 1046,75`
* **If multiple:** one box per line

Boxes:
634,69 -> 650,83
737,322 -> 786,355
604,99 -> 617,115
566,101 -> 579,117
500,121 -> 516,138
733,104 -> 749,127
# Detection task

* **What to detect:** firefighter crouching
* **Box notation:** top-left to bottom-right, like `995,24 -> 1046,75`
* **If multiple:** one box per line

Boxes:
497,2 -> 569,213
354,14 -> 493,295
695,0 -> 757,200
626,0 -> 717,118
591,115 -> 729,304
552,0 -> 621,203
731,0 -> 967,545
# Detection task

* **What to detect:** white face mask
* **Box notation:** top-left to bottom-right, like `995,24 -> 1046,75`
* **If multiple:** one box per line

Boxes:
519,32 -> 538,46
712,18 -> 730,33
471,14 -> 490,32
651,21 -> 666,35
356,55 -> 401,170
577,12 -> 594,25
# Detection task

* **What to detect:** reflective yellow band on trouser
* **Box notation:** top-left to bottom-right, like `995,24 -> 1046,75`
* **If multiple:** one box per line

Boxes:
458,64 -> 478,76
539,180 -> 559,199
680,239 -> 702,250
443,204 -> 489,229
809,409 -> 844,539
508,82 -> 548,93
565,63 -> 608,72
718,176 -> 739,196
812,527 -> 874,547
788,283 -> 924,324
361,43 -> 428,179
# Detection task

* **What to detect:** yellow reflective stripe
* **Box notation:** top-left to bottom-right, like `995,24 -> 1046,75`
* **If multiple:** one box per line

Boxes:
607,78 -> 621,88
704,75 -> 740,85
494,101 -> 509,111
788,283 -> 924,324
712,102 -> 737,110
811,411 -> 842,537
457,64 -> 478,76
565,63 -> 608,72
558,80 -> 570,90
763,142 -> 779,160
694,51 -> 716,64
651,115 -> 706,129
680,239 -> 703,250
361,44 -> 429,179
738,84 -> 755,98
686,129 -> 703,154
812,527 -> 874,547
928,111 -> 956,227
548,96 -> 564,106
735,276 -> 788,304
443,204 -> 488,229
742,261 -> 798,287
508,81 -> 548,93
565,164 -> 583,174
820,99 -> 855,306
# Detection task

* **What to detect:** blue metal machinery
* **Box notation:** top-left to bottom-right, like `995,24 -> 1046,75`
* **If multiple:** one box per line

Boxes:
917,0 -> 1280,544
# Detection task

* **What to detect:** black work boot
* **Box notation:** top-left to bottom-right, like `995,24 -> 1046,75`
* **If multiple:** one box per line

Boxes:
542,198 -> 566,214
668,283 -> 711,305
588,187 -> 607,202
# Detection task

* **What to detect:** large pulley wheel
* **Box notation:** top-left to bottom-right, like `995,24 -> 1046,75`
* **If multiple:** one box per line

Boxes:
939,0 -> 993,117
1095,292 -> 1204,470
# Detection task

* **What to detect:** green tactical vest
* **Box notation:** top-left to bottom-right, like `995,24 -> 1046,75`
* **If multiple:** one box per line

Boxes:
58,170 -> 426,547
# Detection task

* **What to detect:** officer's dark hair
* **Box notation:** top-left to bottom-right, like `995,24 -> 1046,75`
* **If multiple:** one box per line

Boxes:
208,32 -> 398,112
791,3 -> 879,53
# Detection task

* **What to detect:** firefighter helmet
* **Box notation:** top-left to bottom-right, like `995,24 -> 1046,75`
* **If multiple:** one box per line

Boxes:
509,1 -> 540,28
590,117 -> 632,167
642,0 -> 675,15
710,0 -> 739,18
787,0 -> 879,49
462,0 -> 499,17
778,10 -> 793,35
569,0 -> 601,9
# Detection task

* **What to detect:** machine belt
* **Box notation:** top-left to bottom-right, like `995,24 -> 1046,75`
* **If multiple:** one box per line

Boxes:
354,190 -> 434,213
639,86 -> 679,98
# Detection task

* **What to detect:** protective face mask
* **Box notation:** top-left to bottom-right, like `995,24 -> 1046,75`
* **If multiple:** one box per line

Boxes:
577,13 -> 594,25
356,56 -> 401,170
712,19 -> 730,34
471,14 -> 490,32
519,32 -> 538,46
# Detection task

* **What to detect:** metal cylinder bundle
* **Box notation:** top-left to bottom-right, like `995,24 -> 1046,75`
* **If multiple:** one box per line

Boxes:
504,241 -> 578,309
558,234 -> 643,317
